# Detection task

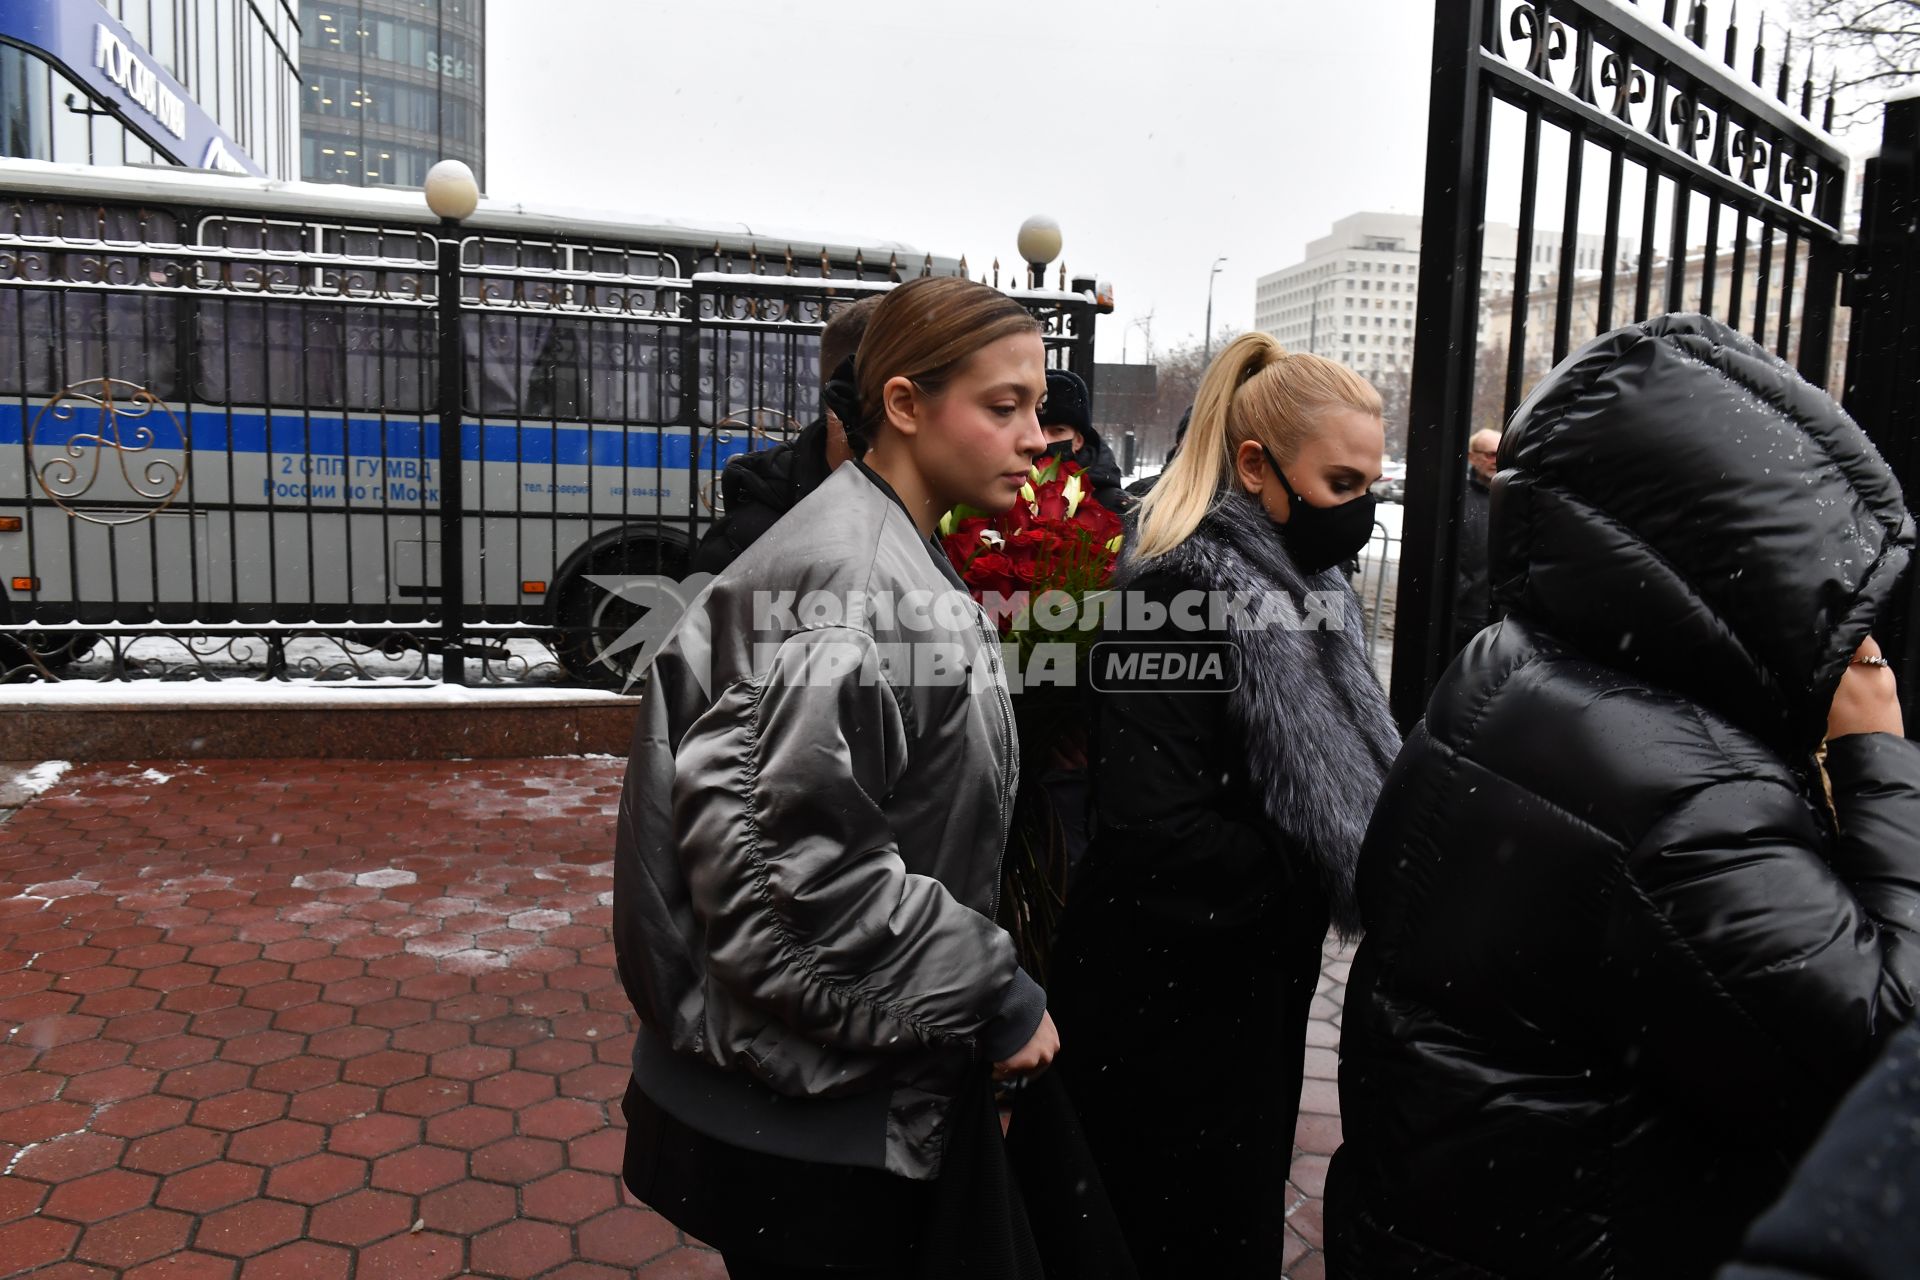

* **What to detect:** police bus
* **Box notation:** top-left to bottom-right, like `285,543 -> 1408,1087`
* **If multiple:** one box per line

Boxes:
0,159 -> 1102,682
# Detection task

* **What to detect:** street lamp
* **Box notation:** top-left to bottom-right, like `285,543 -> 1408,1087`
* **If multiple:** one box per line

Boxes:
1017,215 -> 1063,289
425,159 -> 478,685
1203,255 -> 1227,363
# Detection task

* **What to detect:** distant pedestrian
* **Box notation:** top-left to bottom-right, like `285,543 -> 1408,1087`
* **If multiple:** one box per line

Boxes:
1451,426 -> 1499,649
1050,332 -> 1398,1278
615,277 -> 1060,1279
1327,313 -> 1920,1280
692,295 -> 881,574
1124,408 -> 1189,499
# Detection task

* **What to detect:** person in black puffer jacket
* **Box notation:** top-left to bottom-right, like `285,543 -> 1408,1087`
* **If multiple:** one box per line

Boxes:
1326,313 -> 1920,1280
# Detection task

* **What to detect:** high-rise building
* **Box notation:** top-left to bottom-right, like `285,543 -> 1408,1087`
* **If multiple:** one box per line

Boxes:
0,0 -> 300,178
1252,212 -> 1635,378
298,0 -> 484,189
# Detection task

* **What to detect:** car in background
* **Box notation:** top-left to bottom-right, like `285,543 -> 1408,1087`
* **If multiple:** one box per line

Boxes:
1372,459 -> 1407,503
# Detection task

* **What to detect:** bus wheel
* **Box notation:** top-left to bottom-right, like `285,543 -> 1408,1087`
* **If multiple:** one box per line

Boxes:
555,541 -> 689,687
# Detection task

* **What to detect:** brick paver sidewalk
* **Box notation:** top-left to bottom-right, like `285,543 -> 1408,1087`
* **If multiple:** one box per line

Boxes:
0,759 -> 1345,1278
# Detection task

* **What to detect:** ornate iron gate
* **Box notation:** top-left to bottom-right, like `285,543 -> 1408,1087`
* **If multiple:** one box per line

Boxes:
1394,0 -> 1853,726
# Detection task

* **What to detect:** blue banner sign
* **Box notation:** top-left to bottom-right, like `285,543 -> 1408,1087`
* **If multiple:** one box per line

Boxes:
0,0 -> 264,176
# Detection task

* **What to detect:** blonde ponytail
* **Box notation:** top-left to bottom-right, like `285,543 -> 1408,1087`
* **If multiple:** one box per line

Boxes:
1132,333 -> 1384,563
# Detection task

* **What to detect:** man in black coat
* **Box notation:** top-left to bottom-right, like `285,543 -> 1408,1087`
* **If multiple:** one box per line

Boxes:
1451,426 -> 1498,649
692,295 -> 879,574
1038,369 -> 1135,516
1326,314 -> 1920,1279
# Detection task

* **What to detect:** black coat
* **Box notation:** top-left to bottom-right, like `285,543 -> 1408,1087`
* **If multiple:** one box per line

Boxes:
1327,314 -> 1920,1279
1452,467 -> 1491,645
1716,1021 -> 1920,1280
692,416 -> 835,575
1071,425 -> 1136,517
1051,495 -> 1398,1278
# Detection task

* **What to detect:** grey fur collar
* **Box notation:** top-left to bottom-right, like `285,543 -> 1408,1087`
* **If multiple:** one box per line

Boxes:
1116,492 -> 1400,934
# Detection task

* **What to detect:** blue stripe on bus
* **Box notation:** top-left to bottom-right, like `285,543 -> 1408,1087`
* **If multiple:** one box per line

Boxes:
0,404 -> 751,469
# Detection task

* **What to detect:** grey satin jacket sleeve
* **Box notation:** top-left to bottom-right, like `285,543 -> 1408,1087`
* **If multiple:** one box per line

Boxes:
670,625 -> 1031,1057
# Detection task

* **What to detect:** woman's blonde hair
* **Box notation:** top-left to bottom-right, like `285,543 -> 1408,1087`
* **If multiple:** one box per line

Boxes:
1133,332 -> 1383,561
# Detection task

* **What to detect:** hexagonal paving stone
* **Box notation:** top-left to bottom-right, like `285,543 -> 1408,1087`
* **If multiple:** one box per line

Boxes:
306,1188 -> 414,1247
62,1063 -> 160,1105
73,1205 -> 194,1267
160,1060 -> 252,1101
0,1099 -> 92,1143
236,1240 -> 351,1280
0,1173 -> 48,1224
470,1135 -> 564,1184
195,1196 -> 307,1258
471,1071 -> 553,1111
2,1216 -> 82,1271
522,1169 -> 619,1224
8,1130 -> 126,1181
286,1083 -> 380,1126
470,1218 -> 573,1277
341,1049 -> 426,1088
124,1124 -> 225,1175
370,1144 -> 467,1195
381,1076 -> 467,1118
520,1097 -> 602,1142
634,1247 -> 729,1279
123,1248 -> 240,1279
249,1054 -> 341,1094
154,1160 -> 264,1214
424,1105 -> 515,1151
326,1112 -> 420,1160
355,1229 -> 464,1280
191,1089 -> 287,1133
577,1205 -> 681,1269
419,1179 -> 516,1235
42,1167 -> 158,1224
264,1152 -> 366,1205
227,1119 -> 326,1167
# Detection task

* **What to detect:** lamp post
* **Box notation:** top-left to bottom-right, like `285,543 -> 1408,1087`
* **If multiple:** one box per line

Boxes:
1017,215 -> 1063,290
1203,255 -> 1227,364
424,159 -> 479,685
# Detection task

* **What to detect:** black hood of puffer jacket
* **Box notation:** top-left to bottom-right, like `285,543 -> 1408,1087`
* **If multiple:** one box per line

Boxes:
1492,312 -> 1913,753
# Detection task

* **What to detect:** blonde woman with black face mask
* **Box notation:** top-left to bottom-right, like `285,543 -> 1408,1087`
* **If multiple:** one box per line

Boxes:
1049,332 -> 1399,1278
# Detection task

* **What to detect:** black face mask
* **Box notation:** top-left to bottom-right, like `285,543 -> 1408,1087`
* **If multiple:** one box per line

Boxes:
1262,445 -> 1378,575
1041,438 -> 1076,464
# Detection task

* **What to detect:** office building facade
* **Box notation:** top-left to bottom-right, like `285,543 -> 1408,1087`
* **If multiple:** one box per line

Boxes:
0,0 -> 299,178
1253,212 -> 1635,378
299,0 -> 483,188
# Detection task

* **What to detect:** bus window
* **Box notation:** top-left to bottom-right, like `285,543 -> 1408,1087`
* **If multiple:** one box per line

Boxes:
699,328 -> 820,427
342,307 -> 434,414
0,202 -> 181,397
196,300 -> 344,408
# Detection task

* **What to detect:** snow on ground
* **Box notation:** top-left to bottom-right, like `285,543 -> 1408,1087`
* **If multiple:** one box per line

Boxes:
13,760 -> 71,797
0,679 -> 635,707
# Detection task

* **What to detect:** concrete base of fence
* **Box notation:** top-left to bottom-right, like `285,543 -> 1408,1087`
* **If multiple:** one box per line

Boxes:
2,689 -> 643,761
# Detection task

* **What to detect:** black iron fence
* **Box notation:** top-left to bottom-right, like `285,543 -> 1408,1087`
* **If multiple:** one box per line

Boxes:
0,180 -> 1100,684
1395,0 -> 1856,726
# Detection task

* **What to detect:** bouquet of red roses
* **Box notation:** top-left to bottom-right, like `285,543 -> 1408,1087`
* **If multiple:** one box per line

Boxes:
939,455 -> 1124,984
938,455 -> 1125,673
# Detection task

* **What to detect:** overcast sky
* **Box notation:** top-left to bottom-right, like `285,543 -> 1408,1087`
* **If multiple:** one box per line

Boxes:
488,0 -> 1832,364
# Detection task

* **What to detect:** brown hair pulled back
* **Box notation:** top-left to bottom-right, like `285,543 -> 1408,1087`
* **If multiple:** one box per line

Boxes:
849,277 -> 1040,450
